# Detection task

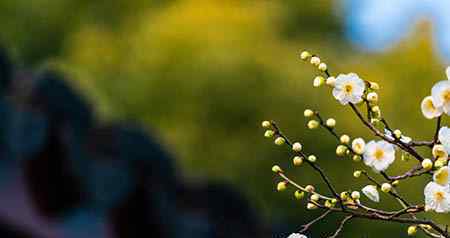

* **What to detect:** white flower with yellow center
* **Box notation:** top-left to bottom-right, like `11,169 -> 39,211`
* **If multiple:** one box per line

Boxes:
432,80 -> 450,114
434,166 -> 450,186
363,140 -> 396,172
424,181 -> 450,213
421,96 -> 443,119
438,127 -> 450,154
332,73 -> 365,105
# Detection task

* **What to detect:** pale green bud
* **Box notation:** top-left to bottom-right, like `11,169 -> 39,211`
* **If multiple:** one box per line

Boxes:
325,118 -> 336,128
310,56 -> 320,66
381,183 -> 392,193
264,130 -> 275,138
261,120 -> 271,128
422,159 -> 433,170
272,165 -> 282,173
307,120 -> 319,129
292,142 -> 303,152
274,137 -> 285,146
308,155 -> 317,163
340,134 -> 350,144
294,190 -> 305,200
293,156 -> 303,166
304,109 -> 314,117
277,182 -> 287,191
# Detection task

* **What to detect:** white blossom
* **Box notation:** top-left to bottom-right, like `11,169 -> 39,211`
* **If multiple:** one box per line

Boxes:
363,140 -> 396,172
332,73 -> 365,105
421,96 -> 443,119
434,166 -> 449,186
362,185 -> 379,202
431,80 -> 450,114
438,127 -> 450,154
351,138 -> 366,155
287,233 -> 307,238
424,181 -> 450,213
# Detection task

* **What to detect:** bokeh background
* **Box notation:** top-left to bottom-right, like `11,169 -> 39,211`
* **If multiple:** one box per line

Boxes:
1,0 -> 450,237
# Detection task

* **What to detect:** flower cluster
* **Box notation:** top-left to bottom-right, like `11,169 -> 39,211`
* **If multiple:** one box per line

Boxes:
262,51 -> 450,238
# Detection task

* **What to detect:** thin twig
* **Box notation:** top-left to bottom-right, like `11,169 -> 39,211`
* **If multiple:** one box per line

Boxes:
299,210 -> 332,233
328,215 -> 353,238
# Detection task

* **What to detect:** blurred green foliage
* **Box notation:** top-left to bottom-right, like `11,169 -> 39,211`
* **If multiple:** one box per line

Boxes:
1,0 -> 449,236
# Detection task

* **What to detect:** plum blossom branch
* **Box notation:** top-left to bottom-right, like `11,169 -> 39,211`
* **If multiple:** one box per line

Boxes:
262,50 -> 450,238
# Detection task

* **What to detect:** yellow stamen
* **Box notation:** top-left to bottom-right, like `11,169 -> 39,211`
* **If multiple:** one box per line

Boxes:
435,191 -> 445,202
344,84 -> 353,93
374,148 -> 384,160
443,90 -> 450,102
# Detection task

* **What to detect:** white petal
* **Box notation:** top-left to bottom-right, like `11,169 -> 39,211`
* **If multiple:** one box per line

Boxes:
434,166 -> 449,186
362,185 -> 379,202
439,127 -> 450,154
421,96 -> 443,119
446,66 -> 450,80
432,80 -> 450,108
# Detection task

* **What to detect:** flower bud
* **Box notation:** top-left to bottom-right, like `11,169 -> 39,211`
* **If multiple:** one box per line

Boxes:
340,191 -> 349,200
326,76 -> 336,87
308,155 -> 317,163
272,165 -> 283,173
351,191 -> 360,200
307,120 -> 319,129
264,130 -> 275,138
352,155 -> 362,162
326,118 -> 336,128
293,156 -> 303,166
340,134 -> 350,144
392,180 -> 400,187
381,183 -> 392,193
407,226 -> 417,236
433,144 -> 448,159
435,159 -> 445,168
262,120 -> 271,128
292,142 -> 303,152
300,51 -> 311,60
277,181 -> 287,191
274,137 -> 286,146
310,194 -> 320,201
369,82 -> 380,90
371,106 -> 381,117
304,109 -> 314,117
324,200 -> 333,208
310,56 -> 320,66
336,145 -> 348,157
305,185 -> 315,193
353,170 -> 362,178
422,159 -> 433,170
313,76 -> 325,87
366,92 -> 378,103
393,129 -> 402,139
318,63 -> 327,71
307,203 -> 318,210
294,190 -> 305,200
352,138 -> 366,155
